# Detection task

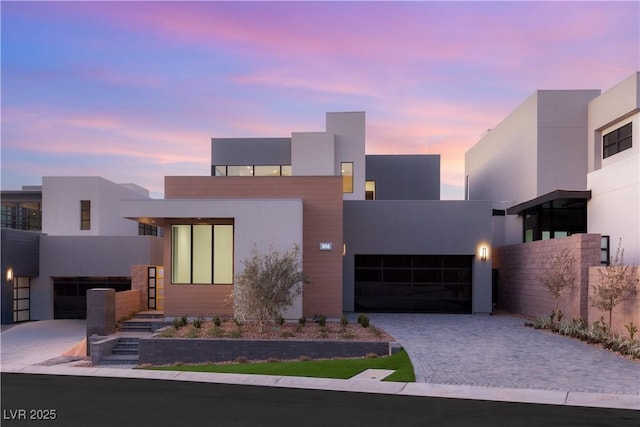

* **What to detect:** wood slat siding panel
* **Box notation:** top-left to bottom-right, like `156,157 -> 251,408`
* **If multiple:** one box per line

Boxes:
163,176 -> 344,318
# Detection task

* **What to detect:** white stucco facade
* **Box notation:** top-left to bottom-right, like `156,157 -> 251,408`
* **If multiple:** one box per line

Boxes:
587,73 -> 640,264
42,176 -> 151,236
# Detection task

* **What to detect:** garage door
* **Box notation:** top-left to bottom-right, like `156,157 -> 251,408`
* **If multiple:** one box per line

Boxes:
354,255 -> 472,313
53,277 -> 131,319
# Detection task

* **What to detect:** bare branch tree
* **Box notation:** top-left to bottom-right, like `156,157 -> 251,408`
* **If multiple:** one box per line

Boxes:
538,248 -> 577,314
591,238 -> 639,329
233,245 -> 309,332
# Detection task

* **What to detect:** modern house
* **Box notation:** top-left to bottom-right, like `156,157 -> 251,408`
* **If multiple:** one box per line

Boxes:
4,72 -> 636,326
466,71 -> 639,264
1,177 -> 163,323
465,71 -> 639,331
122,112 -> 493,319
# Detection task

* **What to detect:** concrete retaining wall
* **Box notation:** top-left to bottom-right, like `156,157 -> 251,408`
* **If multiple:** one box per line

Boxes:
138,338 -> 391,365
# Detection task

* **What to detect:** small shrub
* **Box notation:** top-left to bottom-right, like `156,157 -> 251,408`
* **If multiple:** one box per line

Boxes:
158,328 -> 176,338
357,314 -> 367,325
340,315 -> 349,328
234,318 -> 243,326
625,322 -> 637,341
275,315 -> 285,326
172,316 -> 187,329
235,356 -> 247,364
359,315 -> 370,328
314,314 -> 327,327
206,325 -> 222,338
213,316 -> 222,327
192,318 -> 202,329
298,317 -> 307,326
186,326 -> 199,338
230,327 -> 242,338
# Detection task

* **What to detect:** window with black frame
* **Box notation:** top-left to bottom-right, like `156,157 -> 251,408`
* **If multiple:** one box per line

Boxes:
603,122 -> 632,159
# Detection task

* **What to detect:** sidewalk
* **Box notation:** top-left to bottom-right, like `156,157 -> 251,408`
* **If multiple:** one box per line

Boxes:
5,363 -> 638,410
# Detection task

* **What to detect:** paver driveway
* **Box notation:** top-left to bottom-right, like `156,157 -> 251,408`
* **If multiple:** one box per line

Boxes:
369,313 -> 640,395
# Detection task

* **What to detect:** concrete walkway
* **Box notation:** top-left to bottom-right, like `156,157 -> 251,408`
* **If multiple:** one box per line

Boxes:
1,318 -> 639,410
368,313 -> 640,395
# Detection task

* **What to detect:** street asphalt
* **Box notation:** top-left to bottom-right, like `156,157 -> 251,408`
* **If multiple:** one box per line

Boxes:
1,315 -> 638,411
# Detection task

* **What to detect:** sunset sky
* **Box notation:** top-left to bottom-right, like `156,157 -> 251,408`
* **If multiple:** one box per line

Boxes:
2,1 -> 638,199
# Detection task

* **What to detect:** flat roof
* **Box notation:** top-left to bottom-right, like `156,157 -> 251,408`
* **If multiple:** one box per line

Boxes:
506,190 -> 591,215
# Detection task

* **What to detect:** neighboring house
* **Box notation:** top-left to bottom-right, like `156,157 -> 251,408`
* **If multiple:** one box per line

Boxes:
123,112 -> 494,319
466,71 -> 639,264
1,177 -> 163,323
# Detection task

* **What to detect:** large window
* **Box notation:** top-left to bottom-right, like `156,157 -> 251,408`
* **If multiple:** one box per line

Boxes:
80,200 -> 91,230
213,165 -> 292,177
171,223 -> 234,284
1,202 -> 41,230
523,199 -> 587,242
603,122 -> 632,159
341,162 -> 353,193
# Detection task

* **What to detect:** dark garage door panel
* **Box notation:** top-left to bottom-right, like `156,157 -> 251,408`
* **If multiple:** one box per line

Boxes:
53,277 -> 131,319
354,255 -> 472,313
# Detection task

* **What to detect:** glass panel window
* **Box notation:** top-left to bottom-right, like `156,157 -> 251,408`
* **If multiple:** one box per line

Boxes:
192,225 -> 213,284
603,122 -> 632,159
254,165 -> 281,176
341,162 -> 353,193
227,166 -> 254,176
213,225 -> 234,284
172,225 -> 192,283
214,166 -> 227,176
171,223 -> 234,284
365,181 -> 376,200
281,165 -> 292,176
80,200 -> 91,230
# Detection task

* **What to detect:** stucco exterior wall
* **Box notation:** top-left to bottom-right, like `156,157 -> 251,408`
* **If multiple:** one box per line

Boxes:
291,132 -> 335,175
586,73 -> 640,265
365,155 -> 440,200
343,200 -> 493,314
327,112 -> 366,201
31,235 -> 163,319
42,176 -> 150,236
211,137 -> 291,167
492,234 -> 601,320
162,176 -> 344,318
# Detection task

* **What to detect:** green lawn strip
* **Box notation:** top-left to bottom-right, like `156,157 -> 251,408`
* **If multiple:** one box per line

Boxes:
142,349 -> 415,382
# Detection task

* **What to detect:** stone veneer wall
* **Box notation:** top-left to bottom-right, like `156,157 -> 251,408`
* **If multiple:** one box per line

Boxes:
493,234 -> 601,320
138,338 -> 390,365
115,290 -> 142,322
588,267 -> 640,336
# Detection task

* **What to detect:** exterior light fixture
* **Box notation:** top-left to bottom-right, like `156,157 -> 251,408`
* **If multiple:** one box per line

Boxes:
6,267 -> 14,282
480,247 -> 488,261
342,243 -> 347,256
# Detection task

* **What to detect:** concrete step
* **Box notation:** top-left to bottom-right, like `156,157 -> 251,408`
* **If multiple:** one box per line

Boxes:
100,354 -> 139,365
134,311 -> 165,319
112,348 -> 139,355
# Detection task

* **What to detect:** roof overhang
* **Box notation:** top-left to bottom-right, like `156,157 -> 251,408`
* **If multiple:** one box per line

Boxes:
506,190 -> 591,215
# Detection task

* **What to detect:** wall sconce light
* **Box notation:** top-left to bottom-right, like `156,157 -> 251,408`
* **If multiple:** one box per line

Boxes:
480,247 -> 488,261
6,267 -> 14,282
342,243 -> 347,257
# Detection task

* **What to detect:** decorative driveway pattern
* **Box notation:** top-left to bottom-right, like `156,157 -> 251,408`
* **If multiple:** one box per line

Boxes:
369,313 -> 640,395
